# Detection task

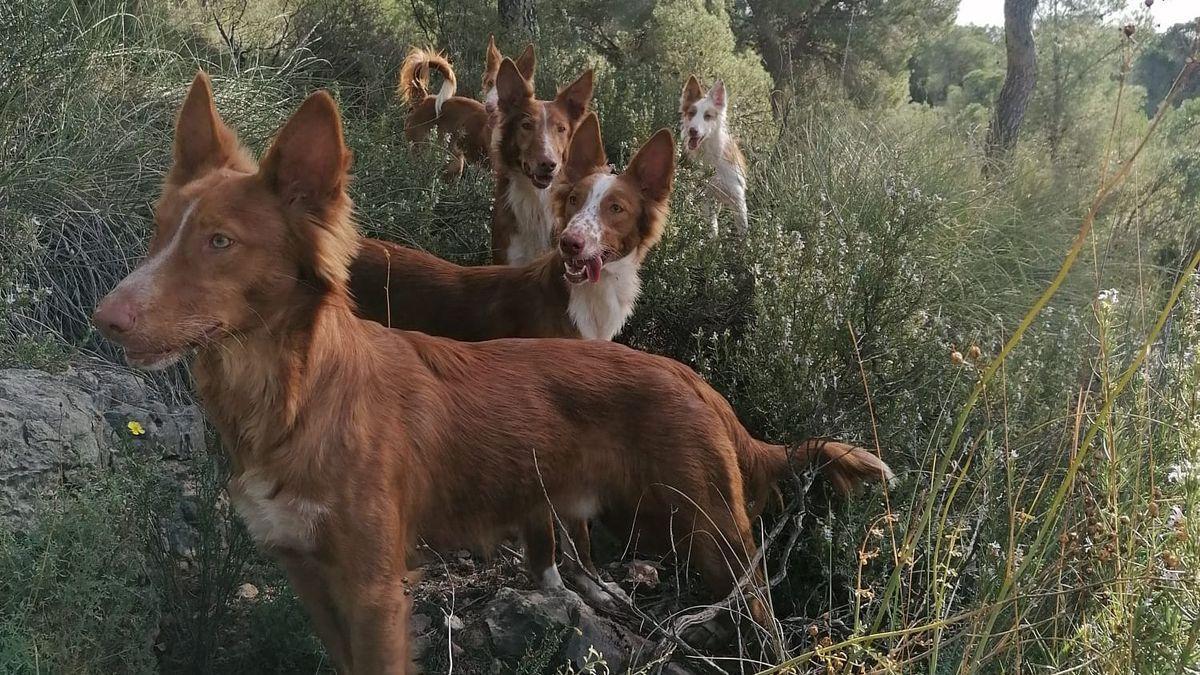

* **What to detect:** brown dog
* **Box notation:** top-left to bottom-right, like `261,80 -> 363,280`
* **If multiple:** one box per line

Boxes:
490,57 -> 594,265
399,37 -> 535,181
93,74 -> 892,672
350,113 -> 669,342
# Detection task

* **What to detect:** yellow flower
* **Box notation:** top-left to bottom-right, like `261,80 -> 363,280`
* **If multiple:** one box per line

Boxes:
127,420 -> 146,436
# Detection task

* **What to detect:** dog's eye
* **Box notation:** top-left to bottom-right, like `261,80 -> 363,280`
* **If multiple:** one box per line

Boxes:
704,113 -> 714,120
568,193 -> 578,206
557,124 -> 567,133
609,203 -> 623,214
209,233 -> 233,250
521,120 -> 534,130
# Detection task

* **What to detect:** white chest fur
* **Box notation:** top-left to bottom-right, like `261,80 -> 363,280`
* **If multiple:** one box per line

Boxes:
568,256 -> 641,340
229,471 -> 329,552
505,178 -> 556,266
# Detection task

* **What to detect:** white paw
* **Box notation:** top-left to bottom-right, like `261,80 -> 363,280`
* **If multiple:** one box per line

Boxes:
602,581 -> 631,604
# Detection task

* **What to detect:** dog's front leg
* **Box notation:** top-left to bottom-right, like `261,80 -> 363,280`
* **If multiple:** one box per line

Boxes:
280,553 -> 352,672
348,578 -> 414,674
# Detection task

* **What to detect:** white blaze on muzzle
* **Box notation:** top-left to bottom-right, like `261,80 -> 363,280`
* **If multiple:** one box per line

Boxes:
117,199 -> 198,303
563,174 -> 617,254
561,174 -> 617,284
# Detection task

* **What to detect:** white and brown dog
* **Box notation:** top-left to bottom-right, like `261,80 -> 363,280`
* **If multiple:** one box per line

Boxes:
680,75 -> 748,237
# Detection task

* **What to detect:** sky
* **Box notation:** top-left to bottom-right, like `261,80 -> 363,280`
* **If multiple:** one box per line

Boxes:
956,0 -> 1198,29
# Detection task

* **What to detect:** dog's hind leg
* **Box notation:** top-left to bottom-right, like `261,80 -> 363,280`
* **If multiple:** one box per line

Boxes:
441,145 -> 466,182
733,195 -> 748,235
560,518 -> 630,609
522,508 -> 566,592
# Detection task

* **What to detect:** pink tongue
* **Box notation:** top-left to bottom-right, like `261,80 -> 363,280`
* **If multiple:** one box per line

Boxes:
585,257 -> 602,283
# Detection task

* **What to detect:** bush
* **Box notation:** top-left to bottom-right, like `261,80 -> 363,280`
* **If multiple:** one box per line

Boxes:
0,460 -> 167,673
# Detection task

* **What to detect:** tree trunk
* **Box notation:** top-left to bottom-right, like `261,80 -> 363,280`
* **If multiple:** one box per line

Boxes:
498,0 -> 537,39
986,0 -> 1038,157
746,0 -> 799,119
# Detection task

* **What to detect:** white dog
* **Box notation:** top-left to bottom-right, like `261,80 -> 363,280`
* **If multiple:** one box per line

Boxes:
679,76 -> 748,237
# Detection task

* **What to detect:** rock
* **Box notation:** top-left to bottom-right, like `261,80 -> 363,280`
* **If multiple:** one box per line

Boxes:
481,587 -> 689,673
411,612 -> 433,634
236,583 -> 259,600
0,359 -> 204,522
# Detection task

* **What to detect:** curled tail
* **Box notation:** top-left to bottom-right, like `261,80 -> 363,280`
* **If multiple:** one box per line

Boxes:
397,47 -> 458,114
740,438 -> 894,519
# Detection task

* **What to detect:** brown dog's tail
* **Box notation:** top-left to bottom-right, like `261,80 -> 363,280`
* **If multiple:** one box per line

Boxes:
397,47 -> 458,113
740,438 -> 894,519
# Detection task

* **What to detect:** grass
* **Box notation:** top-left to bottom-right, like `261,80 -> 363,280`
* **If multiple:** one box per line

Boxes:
0,0 -> 1198,672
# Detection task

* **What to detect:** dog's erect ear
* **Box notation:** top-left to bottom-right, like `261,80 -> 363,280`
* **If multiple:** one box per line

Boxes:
485,35 -> 500,72
709,79 -> 727,109
625,129 -> 675,204
259,91 -> 351,215
515,43 -> 536,81
564,113 -> 607,183
169,71 -> 239,185
496,58 -> 534,110
680,74 -> 703,111
555,69 -> 594,123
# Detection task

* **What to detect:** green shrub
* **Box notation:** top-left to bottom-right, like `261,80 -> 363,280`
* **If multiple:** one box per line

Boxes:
0,461 -> 168,674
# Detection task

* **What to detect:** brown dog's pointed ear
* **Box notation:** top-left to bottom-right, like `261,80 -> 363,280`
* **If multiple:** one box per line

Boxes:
625,129 -> 675,203
496,58 -> 534,110
485,35 -> 500,71
680,74 -> 703,111
564,113 -> 607,183
169,71 -> 238,185
258,91 -> 351,214
555,69 -> 594,123
515,44 -> 536,81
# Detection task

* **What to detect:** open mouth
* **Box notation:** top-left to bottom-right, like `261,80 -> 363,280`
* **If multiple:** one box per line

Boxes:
686,134 -> 702,151
563,254 -> 606,284
124,346 -> 187,371
528,171 -> 554,189
122,325 -> 224,371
